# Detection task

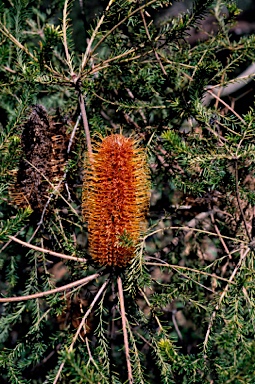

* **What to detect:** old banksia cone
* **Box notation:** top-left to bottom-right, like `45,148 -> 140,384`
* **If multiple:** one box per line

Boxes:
82,134 -> 150,267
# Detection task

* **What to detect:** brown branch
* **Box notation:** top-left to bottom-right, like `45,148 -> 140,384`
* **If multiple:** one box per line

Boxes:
234,159 -> 252,242
117,276 -> 133,384
202,63 -> 255,106
24,159 -> 79,218
92,91 -> 165,109
203,247 -> 250,352
82,0 -> 158,71
0,22 -> 69,82
125,88 -> 147,123
139,288 -> 163,332
78,89 -> 92,158
27,225 -> 41,244
206,90 -> 246,125
210,211 -> 232,259
53,278 -> 109,384
139,5 -> 167,77
100,110 -> 118,129
87,50 -> 155,77
145,260 -> 237,284
8,236 -> 87,263
80,0 -> 116,72
172,310 -> 183,340
72,279 -> 109,350
62,0 -> 75,76
0,22 -> 37,61
204,123 -> 227,143
144,226 -> 245,244
0,273 -> 99,302
0,225 -> 28,253
90,48 -> 137,74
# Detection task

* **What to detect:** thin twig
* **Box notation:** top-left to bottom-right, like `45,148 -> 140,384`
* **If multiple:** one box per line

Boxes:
8,236 -> 87,263
0,22 -> 69,81
155,270 -> 215,293
172,310 -> 183,340
139,5 -> 167,77
74,279 -> 109,350
24,159 -> 79,219
113,87 -> 141,129
133,329 -> 153,348
144,225 -> 245,244
126,88 -> 147,123
88,48 -> 136,75
87,49 -> 155,77
117,276 -> 133,384
202,63 -> 255,106
53,279 -> 109,384
139,288 -> 163,332
78,90 -> 92,158
203,247 -> 250,352
205,123 -> 227,143
0,22 -> 37,61
145,260 -> 237,284
68,114 -> 81,154
0,225 -> 28,253
92,91 -> 165,109
85,336 -> 102,373
234,160 -> 252,242
80,0 -> 116,72
27,225 -> 41,243
186,210 -> 212,229
100,110 -> 118,129
65,114 -> 82,198
206,90 -> 246,125
0,273 -> 99,302
62,0 -> 75,76
209,212 -> 232,259
88,0 -> 158,67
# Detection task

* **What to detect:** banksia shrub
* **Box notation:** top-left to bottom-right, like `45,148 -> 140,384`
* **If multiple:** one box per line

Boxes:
82,134 -> 150,267
3,1 -> 255,383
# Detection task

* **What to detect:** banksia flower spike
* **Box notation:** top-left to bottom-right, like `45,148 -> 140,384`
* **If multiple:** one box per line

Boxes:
82,134 -> 150,267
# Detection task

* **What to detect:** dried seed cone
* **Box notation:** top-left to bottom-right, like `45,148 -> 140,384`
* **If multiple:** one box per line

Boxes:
82,134 -> 150,267
9,105 -> 70,214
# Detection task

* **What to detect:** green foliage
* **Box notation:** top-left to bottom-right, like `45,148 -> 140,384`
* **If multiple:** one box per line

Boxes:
1,0 -> 255,383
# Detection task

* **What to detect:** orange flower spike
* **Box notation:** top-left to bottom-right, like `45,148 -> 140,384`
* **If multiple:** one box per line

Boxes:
82,134 -> 150,267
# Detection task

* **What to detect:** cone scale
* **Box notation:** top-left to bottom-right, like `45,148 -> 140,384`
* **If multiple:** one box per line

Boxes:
82,134 -> 150,267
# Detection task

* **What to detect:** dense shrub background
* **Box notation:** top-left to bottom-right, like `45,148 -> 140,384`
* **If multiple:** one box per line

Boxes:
1,0 -> 255,383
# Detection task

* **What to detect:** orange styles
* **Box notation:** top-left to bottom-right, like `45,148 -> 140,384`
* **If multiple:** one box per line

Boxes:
82,134 -> 150,267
